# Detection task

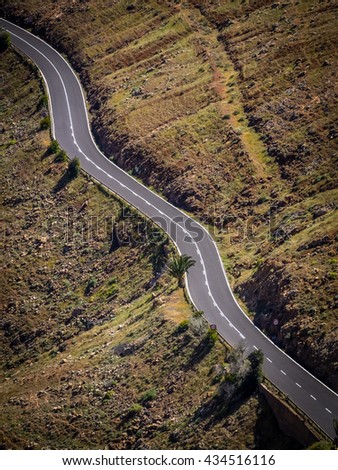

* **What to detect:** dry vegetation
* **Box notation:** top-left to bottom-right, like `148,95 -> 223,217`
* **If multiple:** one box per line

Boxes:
1,0 -> 337,395
0,47 -> 302,450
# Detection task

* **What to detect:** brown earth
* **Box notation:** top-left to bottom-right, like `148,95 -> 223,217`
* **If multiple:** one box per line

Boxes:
1,0 -> 337,389
0,46 -> 302,450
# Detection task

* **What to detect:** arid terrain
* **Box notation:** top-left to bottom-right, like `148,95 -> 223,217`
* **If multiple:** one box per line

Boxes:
2,0 -> 336,389
0,44 -> 303,449
1,0 -> 337,450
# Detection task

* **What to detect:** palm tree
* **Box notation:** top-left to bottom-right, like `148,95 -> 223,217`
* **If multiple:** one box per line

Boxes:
167,254 -> 196,288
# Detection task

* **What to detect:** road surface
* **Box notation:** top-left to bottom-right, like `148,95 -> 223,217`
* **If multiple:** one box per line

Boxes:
2,18 -> 337,440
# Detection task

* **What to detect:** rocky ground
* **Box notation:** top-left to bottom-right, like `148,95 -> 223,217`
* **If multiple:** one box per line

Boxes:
1,0 -> 336,395
3,0 -> 336,390
0,46 -> 302,450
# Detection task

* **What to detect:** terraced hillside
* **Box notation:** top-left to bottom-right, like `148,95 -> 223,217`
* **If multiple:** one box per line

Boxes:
1,0 -> 337,390
0,45 -> 302,449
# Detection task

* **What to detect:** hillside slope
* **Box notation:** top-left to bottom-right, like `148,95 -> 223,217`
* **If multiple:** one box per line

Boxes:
1,0 -> 337,390
0,47 -> 301,449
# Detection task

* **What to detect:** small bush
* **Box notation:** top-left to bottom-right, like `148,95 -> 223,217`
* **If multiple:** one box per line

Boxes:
68,157 -> 80,178
0,31 -> 10,52
49,139 -> 60,154
55,150 -> 68,163
308,440 -> 334,450
103,390 -> 114,401
40,116 -> 50,130
38,95 -> 48,110
175,319 -> 189,333
85,278 -> 97,295
222,114 -> 231,120
127,403 -> 143,417
206,328 -> 218,345
192,310 -> 204,318
139,389 -> 157,404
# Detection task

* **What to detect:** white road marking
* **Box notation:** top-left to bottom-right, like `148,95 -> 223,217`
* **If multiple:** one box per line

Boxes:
266,357 -> 272,363
281,370 -> 286,375
325,408 -> 332,414
296,383 -> 302,388
310,395 -> 316,401
253,345 -> 258,351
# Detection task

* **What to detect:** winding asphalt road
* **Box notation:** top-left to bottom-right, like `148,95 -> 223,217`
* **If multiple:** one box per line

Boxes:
2,18 -> 337,440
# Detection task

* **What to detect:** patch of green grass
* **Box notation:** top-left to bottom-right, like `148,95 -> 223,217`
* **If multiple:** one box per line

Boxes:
139,388 -> 157,404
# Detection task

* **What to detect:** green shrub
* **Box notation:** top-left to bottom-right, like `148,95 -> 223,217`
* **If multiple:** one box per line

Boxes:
308,440 -> 334,450
222,114 -> 231,120
0,31 -> 10,52
127,403 -> 143,417
38,95 -> 48,110
49,139 -> 60,154
103,390 -> 115,400
192,310 -> 204,318
206,328 -> 218,345
175,319 -> 189,333
68,157 -> 80,178
40,116 -> 50,130
55,150 -> 68,163
139,388 -> 157,403
85,278 -> 97,295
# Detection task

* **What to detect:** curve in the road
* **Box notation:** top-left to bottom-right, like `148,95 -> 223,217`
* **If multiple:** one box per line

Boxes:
2,18 -> 337,439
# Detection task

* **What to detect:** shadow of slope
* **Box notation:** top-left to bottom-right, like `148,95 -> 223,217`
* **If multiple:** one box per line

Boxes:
53,170 -> 72,193
191,381 -> 250,431
184,336 -> 214,370
253,394 -> 303,449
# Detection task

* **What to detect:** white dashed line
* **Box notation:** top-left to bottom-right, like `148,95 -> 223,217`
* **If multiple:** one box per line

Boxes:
296,383 -> 302,388
310,395 -> 316,401
266,357 -> 272,363
325,408 -> 332,414
281,370 -> 286,375
253,345 -> 258,351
